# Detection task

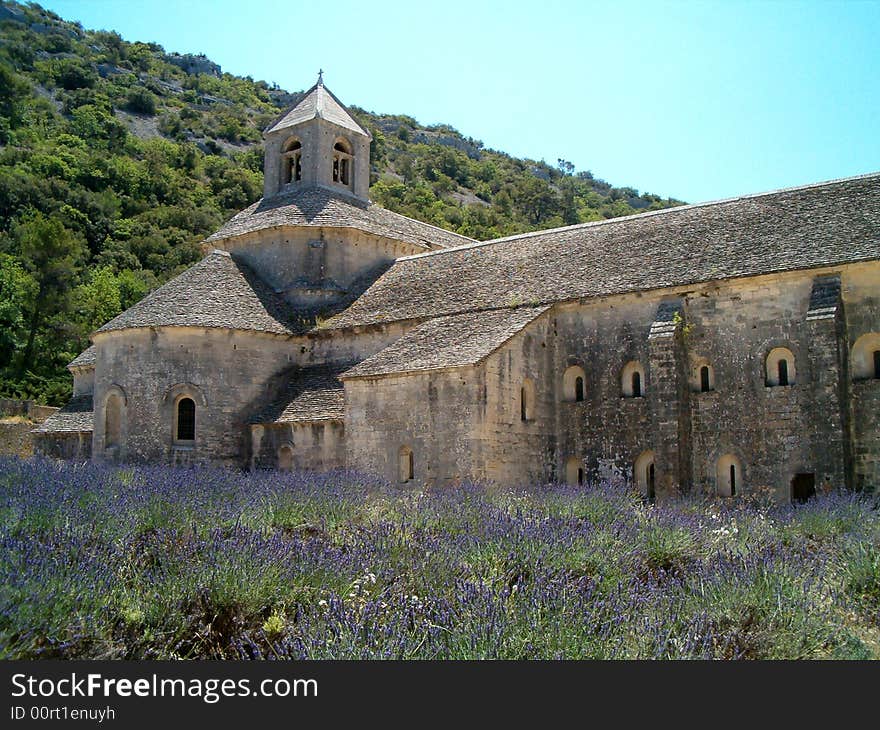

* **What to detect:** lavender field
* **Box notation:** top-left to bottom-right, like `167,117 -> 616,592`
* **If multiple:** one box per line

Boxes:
1,457 -> 879,659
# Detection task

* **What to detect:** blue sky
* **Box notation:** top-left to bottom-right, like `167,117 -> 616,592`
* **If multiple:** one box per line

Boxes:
42,0 -> 880,203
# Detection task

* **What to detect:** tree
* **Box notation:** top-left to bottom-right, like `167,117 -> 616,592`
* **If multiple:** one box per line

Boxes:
0,254 -> 36,370
126,87 -> 157,115
71,266 -> 122,343
13,213 -> 85,377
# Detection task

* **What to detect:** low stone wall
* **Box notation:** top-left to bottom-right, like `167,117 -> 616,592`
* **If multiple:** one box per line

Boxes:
0,420 -> 36,457
0,398 -> 59,423
0,398 -> 60,457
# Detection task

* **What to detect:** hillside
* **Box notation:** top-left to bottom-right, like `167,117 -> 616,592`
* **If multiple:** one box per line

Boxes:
0,1 -> 684,405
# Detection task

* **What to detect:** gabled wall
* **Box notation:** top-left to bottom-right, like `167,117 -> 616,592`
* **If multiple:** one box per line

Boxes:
215,227 -> 420,310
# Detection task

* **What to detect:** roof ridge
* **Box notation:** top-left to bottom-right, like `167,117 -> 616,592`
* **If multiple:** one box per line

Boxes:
397,170 -> 880,262
264,80 -> 371,138
371,202 -> 476,244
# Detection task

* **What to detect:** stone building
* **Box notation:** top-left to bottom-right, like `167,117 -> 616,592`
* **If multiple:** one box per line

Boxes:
36,76 -> 880,501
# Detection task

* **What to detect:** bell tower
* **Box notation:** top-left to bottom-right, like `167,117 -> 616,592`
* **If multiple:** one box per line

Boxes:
262,72 -> 372,202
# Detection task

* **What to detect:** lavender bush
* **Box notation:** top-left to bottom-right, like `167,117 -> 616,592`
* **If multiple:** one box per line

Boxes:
1,457 -> 878,659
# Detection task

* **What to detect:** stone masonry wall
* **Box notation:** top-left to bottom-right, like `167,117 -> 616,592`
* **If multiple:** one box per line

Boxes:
0,399 -> 60,457
345,368 -> 486,486
91,327 -> 298,467
215,226 -> 421,310
546,262 -> 877,498
480,316 -> 556,486
251,421 -> 346,472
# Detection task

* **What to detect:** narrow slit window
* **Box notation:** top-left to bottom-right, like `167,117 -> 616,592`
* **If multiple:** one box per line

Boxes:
647,463 -> 655,502
575,376 -> 584,402
104,394 -> 121,449
577,467 -> 584,486
521,387 -> 527,421
778,359 -> 789,387
874,350 -> 880,379
399,447 -> 414,482
632,371 -> 642,398
700,366 -> 710,392
729,464 -> 736,496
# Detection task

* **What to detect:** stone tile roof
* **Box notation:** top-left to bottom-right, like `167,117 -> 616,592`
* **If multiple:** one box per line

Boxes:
328,173 -> 880,330
206,186 -> 475,250
68,344 -> 96,369
251,364 -> 348,424
342,306 -> 550,379
264,80 -> 371,138
96,250 -> 305,336
34,394 -> 93,434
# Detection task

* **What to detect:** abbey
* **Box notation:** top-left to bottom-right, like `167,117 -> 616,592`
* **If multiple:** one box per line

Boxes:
36,76 -> 880,501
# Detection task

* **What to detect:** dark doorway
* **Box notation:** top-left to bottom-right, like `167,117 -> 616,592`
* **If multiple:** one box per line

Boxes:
791,473 -> 816,503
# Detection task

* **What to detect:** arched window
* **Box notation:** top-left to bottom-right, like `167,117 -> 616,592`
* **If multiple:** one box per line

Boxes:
520,378 -> 535,421
716,454 -> 742,497
281,138 -> 302,184
176,397 -> 196,442
765,347 -> 796,387
332,139 -> 353,187
621,361 -> 646,398
104,393 -> 122,449
565,457 -> 584,486
399,446 -> 414,483
851,333 -> 880,380
690,358 -> 714,392
562,365 -> 587,402
634,450 -> 656,502
278,445 -> 293,471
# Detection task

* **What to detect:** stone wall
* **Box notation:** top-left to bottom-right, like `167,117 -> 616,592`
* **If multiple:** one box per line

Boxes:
844,264 -> 880,490
215,226 -> 421,311
0,398 -> 58,457
345,368 -> 487,486
0,421 -> 36,457
91,327 -> 300,466
0,399 -> 59,458
481,315 -> 556,486
552,296 -> 659,489
251,421 -> 346,471
549,262 -> 879,497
